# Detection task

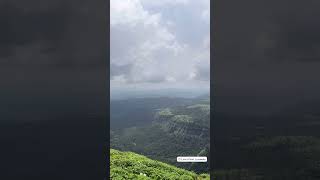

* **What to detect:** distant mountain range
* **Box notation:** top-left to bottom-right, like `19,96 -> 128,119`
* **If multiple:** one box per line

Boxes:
111,88 -> 209,100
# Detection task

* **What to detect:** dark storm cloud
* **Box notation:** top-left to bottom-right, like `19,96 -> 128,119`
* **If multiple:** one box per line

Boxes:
213,0 -> 320,115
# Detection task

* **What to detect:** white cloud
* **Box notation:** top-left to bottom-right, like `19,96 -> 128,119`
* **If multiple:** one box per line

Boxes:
111,0 -> 147,26
110,0 -> 210,88
140,0 -> 190,8
201,8 -> 210,23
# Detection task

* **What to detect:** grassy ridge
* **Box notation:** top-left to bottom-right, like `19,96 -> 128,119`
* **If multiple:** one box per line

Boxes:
110,149 -> 210,180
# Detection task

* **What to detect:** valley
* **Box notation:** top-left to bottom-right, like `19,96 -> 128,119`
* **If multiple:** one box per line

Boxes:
110,96 -> 210,174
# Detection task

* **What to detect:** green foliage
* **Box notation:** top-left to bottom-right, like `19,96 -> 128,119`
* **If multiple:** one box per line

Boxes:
186,104 -> 210,114
171,115 -> 193,123
111,96 -> 211,175
157,108 -> 174,116
111,125 -> 209,173
170,103 -> 210,128
111,99 -> 210,173
110,149 -> 210,180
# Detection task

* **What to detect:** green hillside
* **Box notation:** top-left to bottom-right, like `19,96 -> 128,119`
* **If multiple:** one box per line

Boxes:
111,98 -> 210,173
110,149 -> 210,180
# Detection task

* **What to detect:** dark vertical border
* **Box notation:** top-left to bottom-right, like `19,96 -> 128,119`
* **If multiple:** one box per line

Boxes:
0,0 -> 109,179
106,0 -> 110,178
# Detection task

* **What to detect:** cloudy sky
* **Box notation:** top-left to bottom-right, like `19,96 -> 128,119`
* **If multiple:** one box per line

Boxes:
110,0 -> 210,92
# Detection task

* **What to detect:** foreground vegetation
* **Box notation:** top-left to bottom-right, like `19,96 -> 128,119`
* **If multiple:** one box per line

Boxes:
110,149 -> 210,180
111,97 -> 210,173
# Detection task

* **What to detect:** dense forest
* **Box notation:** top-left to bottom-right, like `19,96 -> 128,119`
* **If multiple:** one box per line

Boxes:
110,96 -> 210,175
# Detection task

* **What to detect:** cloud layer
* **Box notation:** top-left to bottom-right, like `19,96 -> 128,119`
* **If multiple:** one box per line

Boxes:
110,0 -> 210,89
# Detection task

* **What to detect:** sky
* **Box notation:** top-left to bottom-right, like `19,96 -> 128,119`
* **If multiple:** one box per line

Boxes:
110,0 -> 210,93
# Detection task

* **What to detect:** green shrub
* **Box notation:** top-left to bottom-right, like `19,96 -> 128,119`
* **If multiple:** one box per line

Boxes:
110,149 -> 210,180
